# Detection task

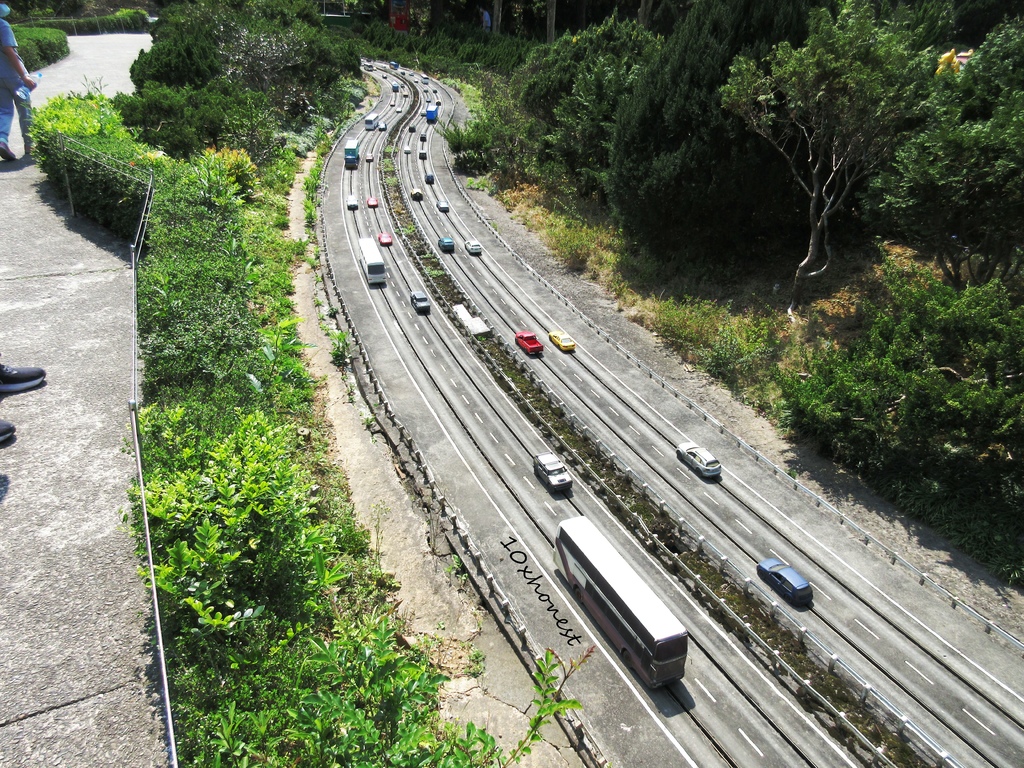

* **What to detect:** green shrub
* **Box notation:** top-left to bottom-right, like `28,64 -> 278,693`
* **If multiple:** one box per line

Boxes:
130,12 -> 221,89
32,94 -> 154,238
18,9 -> 150,35
11,27 -> 69,70
783,259 -> 1024,582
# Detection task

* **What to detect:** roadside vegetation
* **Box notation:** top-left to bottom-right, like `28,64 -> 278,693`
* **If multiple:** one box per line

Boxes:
371,0 -> 1024,584
21,0 -> 1024,762
29,1 -> 584,764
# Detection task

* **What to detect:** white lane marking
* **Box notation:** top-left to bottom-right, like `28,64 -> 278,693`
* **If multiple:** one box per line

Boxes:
735,519 -> 753,535
607,407 -> 619,417
652,446 -> 665,458
695,678 -> 716,703
440,363 -> 447,372
545,501 -> 556,516
461,394 -> 469,405
504,453 -> 515,466
854,619 -> 879,640
737,728 -> 764,758
450,378 -> 457,387
489,432 -> 498,443
628,424 -> 641,436
703,491 -> 720,506
961,708 -> 995,736
430,348 -> 436,357
474,412 -> 483,424
675,466 -> 691,480
573,373 -> 583,382
590,389 -> 601,398
422,336 -> 428,344
904,660 -> 934,685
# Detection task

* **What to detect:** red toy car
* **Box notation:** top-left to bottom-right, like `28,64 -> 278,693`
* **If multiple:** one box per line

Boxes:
515,331 -> 543,355
367,197 -> 379,208
377,232 -> 393,247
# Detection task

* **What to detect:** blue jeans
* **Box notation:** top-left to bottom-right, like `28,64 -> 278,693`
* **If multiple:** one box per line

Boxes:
0,75 -> 33,151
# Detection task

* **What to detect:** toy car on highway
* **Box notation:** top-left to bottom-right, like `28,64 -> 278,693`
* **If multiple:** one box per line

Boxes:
675,441 -> 721,478
410,291 -> 431,314
367,196 -> 379,208
757,558 -> 813,606
515,331 -> 543,355
346,195 -> 358,210
548,330 -> 576,352
464,239 -> 482,255
437,236 -> 455,253
436,199 -> 450,212
533,452 -> 573,490
377,232 -> 393,247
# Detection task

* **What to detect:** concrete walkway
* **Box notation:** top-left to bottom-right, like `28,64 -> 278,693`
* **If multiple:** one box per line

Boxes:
0,34 -> 168,767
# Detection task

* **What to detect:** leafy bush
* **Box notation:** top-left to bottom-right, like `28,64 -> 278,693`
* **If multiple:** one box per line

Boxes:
17,9 -> 150,35
32,94 -> 154,238
783,258 -> 1024,582
357,20 -> 537,77
11,26 -> 69,70
130,10 -> 222,89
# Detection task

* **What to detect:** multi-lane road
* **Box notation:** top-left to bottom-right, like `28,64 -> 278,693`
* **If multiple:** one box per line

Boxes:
317,61 -> 1024,768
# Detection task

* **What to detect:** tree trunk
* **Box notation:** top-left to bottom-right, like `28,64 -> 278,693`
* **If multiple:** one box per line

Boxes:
492,0 -> 502,34
430,0 -> 444,28
575,0 -> 587,31
547,0 -> 556,44
791,219 -> 824,312
638,0 -> 653,28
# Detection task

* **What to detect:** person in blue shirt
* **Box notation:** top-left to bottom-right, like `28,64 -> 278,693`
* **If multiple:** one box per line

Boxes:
0,3 -> 37,161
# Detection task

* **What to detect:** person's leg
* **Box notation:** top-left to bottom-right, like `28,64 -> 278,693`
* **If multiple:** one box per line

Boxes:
0,76 -> 16,159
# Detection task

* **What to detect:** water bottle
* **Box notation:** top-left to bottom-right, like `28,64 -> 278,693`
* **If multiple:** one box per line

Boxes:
15,72 -> 41,102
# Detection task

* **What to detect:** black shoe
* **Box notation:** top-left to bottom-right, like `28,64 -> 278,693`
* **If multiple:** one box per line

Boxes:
0,419 -> 14,444
0,359 -> 46,392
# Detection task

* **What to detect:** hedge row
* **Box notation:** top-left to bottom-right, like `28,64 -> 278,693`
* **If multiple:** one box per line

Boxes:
12,26 -> 69,71
17,9 -> 150,36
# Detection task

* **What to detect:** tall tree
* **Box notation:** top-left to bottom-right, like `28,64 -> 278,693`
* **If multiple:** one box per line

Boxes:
721,0 -> 929,311
519,16 -> 657,198
638,0 -> 654,28
606,0 -> 814,259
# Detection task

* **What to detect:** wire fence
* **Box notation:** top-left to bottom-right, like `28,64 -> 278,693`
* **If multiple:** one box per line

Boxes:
51,133 -> 178,767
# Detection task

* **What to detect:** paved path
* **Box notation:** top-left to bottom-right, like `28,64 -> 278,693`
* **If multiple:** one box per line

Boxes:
0,33 -> 168,767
